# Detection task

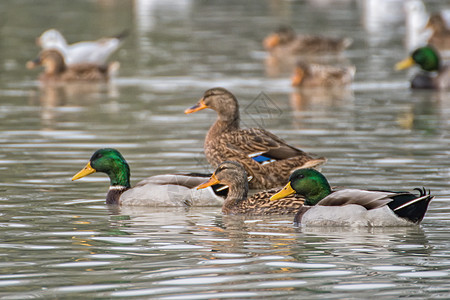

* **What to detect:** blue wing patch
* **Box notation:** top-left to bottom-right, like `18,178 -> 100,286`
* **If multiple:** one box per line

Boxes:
252,155 -> 272,163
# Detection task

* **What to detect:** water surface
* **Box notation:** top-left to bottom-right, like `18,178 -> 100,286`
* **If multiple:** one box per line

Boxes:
0,0 -> 449,299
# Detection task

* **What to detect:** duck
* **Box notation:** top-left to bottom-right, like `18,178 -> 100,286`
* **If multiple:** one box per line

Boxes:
426,13 -> 450,51
184,87 -> 326,190
26,49 -> 119,83
291,61 -> 355,87
263,26 -> 352,56
270,168 -> 434,226
395,45 -> 449,89
71,148 -> 227,206
196,161 -> 305,215
37,28 -> 127,66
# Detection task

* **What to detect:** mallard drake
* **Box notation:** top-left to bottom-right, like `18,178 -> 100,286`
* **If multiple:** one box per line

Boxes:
270,169 -> 434,226
37,29 -> 127,66
426,13 -> 450,50
291,62 -> 355,87
185,87 -> 326,190
197,161 -> 305,215
72,148 -> 226,206
395,45 -> 449,89
263,26 -> 352,56
26,49 -> 119,82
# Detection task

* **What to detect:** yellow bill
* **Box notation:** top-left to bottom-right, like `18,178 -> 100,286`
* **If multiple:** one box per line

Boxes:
185,98 -> 208,114
395,56 -> 415,71
72,162 -> 96,181
196,174 -> 220,190
270,181 -> 296,201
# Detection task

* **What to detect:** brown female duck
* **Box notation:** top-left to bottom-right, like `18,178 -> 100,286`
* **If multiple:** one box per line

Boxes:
264,26 -> 352,56
291,62 -> 355,87
185,87 -> 326,189
426,13 -> 450,50
197,161 -> 305,215
26,49 -> 118,83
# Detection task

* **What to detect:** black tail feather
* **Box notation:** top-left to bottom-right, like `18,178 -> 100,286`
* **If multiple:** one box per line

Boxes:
388,188 -> 433,223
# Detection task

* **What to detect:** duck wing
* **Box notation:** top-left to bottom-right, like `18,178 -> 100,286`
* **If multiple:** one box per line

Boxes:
316,189 -> 397,210
223,128 -> 310,162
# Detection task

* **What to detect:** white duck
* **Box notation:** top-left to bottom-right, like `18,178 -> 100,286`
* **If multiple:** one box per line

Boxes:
37,29 -> 127,66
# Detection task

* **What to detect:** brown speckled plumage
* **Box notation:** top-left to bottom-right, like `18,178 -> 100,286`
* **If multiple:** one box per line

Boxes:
292,62 -> 355,87
427,14 -> 450,51
264,26 -> 352,57
186,87 -> 326,189
198,161 -> 305,215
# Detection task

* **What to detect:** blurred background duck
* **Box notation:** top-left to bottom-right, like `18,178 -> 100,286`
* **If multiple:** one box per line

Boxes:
291,61 -> 355,87
26,49 -> 119,83
263,26 -> 352,57
37,28 -> 127,66
185,87 -> 326,189
197,161 -> 305,215
426,13 -> 450,51
271,169 -> 433,227
395,45 -> 449,89
72,148 -> 226,207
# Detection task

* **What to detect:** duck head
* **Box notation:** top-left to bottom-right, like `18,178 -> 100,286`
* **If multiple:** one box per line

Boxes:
72,148 -> 131,188
270,168 -> 332,205
185,87 -> 240,123
395,46 -> 440,72
26,49 -> 67,75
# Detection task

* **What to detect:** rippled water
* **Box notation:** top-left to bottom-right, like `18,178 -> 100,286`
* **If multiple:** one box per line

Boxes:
1,0 -> 450,298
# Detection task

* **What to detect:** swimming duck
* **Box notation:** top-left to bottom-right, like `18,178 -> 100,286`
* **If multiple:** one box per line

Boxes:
395,45 -> 449,89
426,13 -> 450,50
263,26 -> 352,56
37,28 -> 127,66
270,169 -> 434,226
291,62 -> 355,87
185,87 -> 326,190
72,148 -> 226,206
197,161 -> 305,215
26,49 -> 119,83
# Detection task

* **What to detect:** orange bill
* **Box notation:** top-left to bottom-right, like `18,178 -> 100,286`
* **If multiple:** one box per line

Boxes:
291,67 -> 304,86
270,181 -> 296,201
184,98 -> 208,114
72,162 -> 96,181
196,174 -> 220,190
263,34 -> 280,49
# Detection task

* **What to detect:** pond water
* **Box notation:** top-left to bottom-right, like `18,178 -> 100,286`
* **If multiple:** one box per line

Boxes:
1,0 -> 450,298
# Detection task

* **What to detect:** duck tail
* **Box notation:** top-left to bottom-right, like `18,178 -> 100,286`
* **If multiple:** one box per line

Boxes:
113,29 -> 129,41
390,187 -> 434,224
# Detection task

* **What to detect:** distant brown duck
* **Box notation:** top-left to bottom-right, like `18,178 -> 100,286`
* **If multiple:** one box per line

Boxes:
263,26 -> 352,56
291,62 -> 355,87
197,161 -> 305,215
185,87 -> 326,189
426,13 -> 450,50
26,49 -> 119,83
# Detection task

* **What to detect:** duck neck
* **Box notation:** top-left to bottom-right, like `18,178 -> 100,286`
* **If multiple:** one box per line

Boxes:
105,163 -> 131,205
208,111 -> 240,137
222,179 -> 248,214
305,187 -> 331,206
303,178 -> 332,206
106,186 -> 129,205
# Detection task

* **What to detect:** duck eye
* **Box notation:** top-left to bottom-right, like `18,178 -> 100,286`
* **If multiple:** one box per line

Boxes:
298,174 -> 304,179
